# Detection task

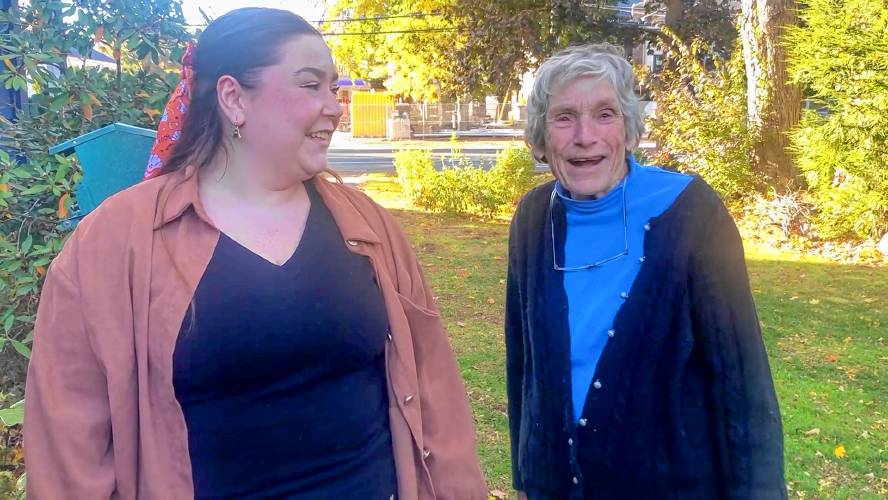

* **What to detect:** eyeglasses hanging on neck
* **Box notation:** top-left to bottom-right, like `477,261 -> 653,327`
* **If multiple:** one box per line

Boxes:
550,178 -> 629,272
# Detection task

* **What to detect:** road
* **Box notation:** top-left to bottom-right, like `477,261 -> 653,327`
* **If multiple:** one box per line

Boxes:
327,147 -> 509,173
327,141 -> 656,173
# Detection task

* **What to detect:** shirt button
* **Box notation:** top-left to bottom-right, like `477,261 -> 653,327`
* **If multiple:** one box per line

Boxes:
639,256 -> 646,263
573,477 -> 580,485
386,331 -> 393,341
607,329 -> 615,338
579,418 -> 588,427
568,438 -> 574,445
644,223 -> 651,231
593,380 -> 602,389
404,394 -> 414,405
346,239 -> 359,246
620,291 -> 629,299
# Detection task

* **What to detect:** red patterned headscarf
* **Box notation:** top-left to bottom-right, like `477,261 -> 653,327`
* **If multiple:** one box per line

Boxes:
144,42 -> 196,180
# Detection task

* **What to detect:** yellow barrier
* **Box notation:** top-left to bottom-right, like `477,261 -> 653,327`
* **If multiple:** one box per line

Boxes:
351,92 -> 393,138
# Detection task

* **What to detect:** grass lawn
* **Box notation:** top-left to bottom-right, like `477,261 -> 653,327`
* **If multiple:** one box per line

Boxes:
360,175 -> 887,498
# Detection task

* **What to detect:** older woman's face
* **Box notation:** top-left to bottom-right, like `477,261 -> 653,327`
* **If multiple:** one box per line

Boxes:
544,76 -> 627,200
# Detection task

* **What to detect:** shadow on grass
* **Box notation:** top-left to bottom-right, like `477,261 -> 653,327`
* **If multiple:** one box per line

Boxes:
387,207 -> 886,496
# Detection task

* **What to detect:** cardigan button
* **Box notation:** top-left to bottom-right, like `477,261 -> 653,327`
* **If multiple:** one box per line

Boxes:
578,418 -> 588,427
607,329 -> 615,338
639,256 -> 646,263
386,331 -> 393,341
644,223 -> 651,231
573,477 -> 580,485
620,291 -> 629,299
593,380 -> 602,390
404,394 -> 414,405
346,239 -> 359,246
568,438 -> 574,446
422,447 -> 432,459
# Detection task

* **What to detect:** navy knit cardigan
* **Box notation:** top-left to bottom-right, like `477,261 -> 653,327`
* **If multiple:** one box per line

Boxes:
505,177 -> 786,499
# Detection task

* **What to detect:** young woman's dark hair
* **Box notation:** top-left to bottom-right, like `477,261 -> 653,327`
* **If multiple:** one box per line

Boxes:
161,8 -> 321,175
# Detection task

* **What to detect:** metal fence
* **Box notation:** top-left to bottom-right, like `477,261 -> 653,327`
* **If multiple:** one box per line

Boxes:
341,100 -> 528,138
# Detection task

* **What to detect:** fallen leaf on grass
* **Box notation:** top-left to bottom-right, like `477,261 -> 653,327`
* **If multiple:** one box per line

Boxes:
825,353 -> 838,363
486,298 -> 496,305
489,491 -> 509,500
457,322 -> 466,328
833,444 -> 846,458
803,428 -> 820,437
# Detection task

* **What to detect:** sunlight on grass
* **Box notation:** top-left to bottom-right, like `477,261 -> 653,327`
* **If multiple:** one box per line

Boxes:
359,179 -> 887,497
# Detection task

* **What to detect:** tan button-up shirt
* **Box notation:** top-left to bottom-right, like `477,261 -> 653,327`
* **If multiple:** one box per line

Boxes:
24,166 -> 487,499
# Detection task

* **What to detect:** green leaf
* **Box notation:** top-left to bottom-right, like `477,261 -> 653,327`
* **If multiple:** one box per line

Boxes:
10,75 -> 26,91
2,259 -> 22,272
20,234 -> 32,254
3,314 -> 13,333
20,184 -> 47,195
49,93 -> 69,113
11,340 -> 31,359
10,168 -> 31,178
0,401 -> 25,427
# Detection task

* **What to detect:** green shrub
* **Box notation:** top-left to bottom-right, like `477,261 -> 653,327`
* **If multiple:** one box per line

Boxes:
0,471 -> 25,500
394,145 -> 536,218
488,146 -> 536,205
642,31 -> 759,200
394,148 -> 436,201
0,1 -> 188,372
786,0 -> 888,241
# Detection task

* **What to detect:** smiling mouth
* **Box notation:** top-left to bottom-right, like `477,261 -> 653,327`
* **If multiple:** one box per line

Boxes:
307,130 -> 333,141
567,156 -> 606,167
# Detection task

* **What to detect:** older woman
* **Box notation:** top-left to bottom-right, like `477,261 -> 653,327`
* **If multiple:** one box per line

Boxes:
505,44 -> 785,499
25,8 -> 486,499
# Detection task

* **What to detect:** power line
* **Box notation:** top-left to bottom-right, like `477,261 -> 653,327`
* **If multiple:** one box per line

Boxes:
185,11 -> 448,28
321,28 -> 461,36
315,12 -> 445,24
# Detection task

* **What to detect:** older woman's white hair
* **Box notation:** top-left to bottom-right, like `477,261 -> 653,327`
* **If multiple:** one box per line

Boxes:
524,43 -> 644,163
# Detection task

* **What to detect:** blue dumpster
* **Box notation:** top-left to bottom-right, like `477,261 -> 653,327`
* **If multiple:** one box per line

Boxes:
49,122 -> 156,228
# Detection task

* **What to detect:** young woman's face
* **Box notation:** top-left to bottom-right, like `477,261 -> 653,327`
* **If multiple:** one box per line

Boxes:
239,35 -> 342,181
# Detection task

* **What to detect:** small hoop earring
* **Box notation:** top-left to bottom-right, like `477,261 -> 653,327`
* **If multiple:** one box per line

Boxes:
233,124 -> 242,139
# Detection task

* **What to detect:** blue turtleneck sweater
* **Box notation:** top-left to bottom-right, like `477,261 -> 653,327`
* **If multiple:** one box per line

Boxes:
557,156 -> 692,421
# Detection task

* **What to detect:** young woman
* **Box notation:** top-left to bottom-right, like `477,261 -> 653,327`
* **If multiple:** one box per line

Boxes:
25,8 -> 486,499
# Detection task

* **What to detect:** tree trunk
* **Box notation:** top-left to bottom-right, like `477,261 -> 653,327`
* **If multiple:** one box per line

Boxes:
740,0 -> 802,191
664,0 -> 684,31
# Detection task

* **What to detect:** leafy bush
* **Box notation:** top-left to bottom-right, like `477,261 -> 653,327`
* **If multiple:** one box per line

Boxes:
488,146 -> 535,205
0,7 -> 189,486
394,148 -> 436,203
786,0 -> 888,241
394,145 -> 536,218
642,31 -> 759,200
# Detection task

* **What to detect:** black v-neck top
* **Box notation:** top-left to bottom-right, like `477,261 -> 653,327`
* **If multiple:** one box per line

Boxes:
173,180 -> 397,499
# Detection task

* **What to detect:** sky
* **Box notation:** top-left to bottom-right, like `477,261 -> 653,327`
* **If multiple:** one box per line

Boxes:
179,0 -> 329,28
